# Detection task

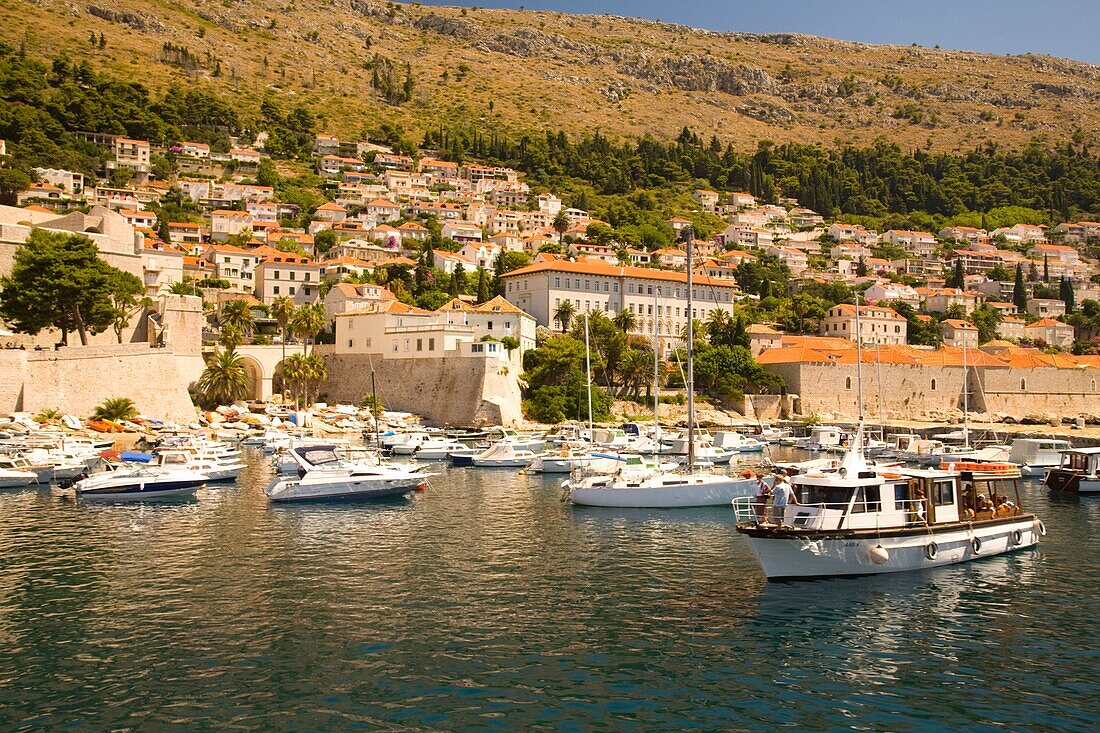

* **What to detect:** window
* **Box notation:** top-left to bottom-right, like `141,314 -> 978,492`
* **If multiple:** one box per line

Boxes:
1021,379 -> 1027,391
554,277 -> 560,287
429,338 -> 435,351
647,285 -> 653,295
613,283 -> 619,293
603,282 -> 609,292
934,481 -> 954,507
365,338 -> 371,348
416,339 -> 422,352
273,286 -> 280,295
845,376 -> 852,390
852,486 -> 881,513
931,379 -> 937,391
585,280 -> 590,291
347,339 -> 354,348
391,339 -> 398,352
404,339 -> 410,351
488,321 -> 493,330
273,271 -> 280,280
289,271 -> 296,281
304,272 -> 311,281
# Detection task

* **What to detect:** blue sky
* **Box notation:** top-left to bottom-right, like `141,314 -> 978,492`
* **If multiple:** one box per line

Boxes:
416,1 -> 1100,64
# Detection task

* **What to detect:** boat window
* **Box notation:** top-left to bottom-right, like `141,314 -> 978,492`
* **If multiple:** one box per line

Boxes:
851,485 -> 881,513
933,480 -> 954,506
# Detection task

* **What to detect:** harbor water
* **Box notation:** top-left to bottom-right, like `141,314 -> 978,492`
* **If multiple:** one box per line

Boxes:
1,450 -> 1097,731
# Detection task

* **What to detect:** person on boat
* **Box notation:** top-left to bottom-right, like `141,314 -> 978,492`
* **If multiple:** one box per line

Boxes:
994,494 -> 1018,517
769,471 -> 797,525
754,475 -> 772,520
912,486 -> 927,525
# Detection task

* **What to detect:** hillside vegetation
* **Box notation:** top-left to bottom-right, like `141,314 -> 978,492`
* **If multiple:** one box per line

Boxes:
3,0 -> 1099,152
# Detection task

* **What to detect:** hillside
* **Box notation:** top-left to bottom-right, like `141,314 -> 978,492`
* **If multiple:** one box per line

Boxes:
4,1 -> 1099,151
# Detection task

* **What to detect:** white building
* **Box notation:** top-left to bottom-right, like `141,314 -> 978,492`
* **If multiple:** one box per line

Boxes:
821,303 -> 907,345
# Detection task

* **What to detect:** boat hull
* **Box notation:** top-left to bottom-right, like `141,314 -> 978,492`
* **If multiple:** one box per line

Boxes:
570,477 -> 756,508
1044,468 -> 1100,494
76,480 -> 202,500
740,516 -> 1041,580
265,476 -> 423,502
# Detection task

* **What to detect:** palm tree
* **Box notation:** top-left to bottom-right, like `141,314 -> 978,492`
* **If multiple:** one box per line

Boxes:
613,308 -> 637,334
706,310 -> 729,344
197,349 -> 250,406
302,353 -> 327,407
291,303 -> 327,355
168,281 -> 197,296
92,397 -> 138,422
554,300 -> 575,333
220,299 -> 255,342
270,295 -> 295,364
281,353 -> 307,408
552,211 -> 570,238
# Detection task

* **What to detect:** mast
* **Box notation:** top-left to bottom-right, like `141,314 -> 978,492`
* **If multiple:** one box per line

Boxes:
962,329 -> 970,449
841,292 -> 866,469
653,284 -> 661,465
584,311 -> 593,439
371,368 -> 380,450
685,228 -> 696,473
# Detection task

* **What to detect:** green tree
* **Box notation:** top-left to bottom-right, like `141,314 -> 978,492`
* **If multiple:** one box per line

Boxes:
101,268 -> 146,343
1013,263 -> 1028,312
476,267 -> 490,303
1060,276 -> 1076,313
270,295 -> 296,364
0,230 -> 131,345
451,262 -> 467,296
613,308 -> 637,333
91,397 -> 138,422
256,158 -> 279,188
946,258 -> 965,288
197,348 -> 250,406
0,169 -> 31,205
291,302 -> 327,354
313,229 -> 337,255
552,211 -> 570,237
220,299 -> 255,340
970,304 -> 1003,344
553,299 -> 575,332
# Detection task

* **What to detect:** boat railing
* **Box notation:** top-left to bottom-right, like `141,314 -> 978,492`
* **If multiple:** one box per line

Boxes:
733,497 -> 934,530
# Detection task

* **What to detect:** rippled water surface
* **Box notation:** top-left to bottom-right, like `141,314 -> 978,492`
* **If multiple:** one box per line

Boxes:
1,450 -> 1098,731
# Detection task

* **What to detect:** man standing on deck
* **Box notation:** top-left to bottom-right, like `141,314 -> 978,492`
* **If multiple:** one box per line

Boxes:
769,471 -> 798,525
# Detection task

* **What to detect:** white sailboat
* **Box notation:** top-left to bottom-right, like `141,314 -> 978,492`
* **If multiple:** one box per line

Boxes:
566,230 -> 756,508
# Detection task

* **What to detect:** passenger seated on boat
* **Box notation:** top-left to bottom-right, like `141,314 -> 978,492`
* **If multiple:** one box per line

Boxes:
910,486 -> 927,526
994,495 -> 1018,517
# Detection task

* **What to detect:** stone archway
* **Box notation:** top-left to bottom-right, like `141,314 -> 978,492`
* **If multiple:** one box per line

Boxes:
236,355 -> 266,401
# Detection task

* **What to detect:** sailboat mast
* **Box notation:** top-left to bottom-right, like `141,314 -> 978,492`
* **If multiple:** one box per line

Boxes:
685,229 -> 696,472
653,285 -> 660,465
854,295 -> 865,425
584,311 -> 594,438
962,329 -> 970,449
371,368 -> 381,449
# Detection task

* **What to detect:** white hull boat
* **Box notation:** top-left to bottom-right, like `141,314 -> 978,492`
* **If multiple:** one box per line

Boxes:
471,441 -> 539,468
74,466 -> 208,500
0,466 -> 38,488
568,472 -> 757,508
266,444 -> 430,502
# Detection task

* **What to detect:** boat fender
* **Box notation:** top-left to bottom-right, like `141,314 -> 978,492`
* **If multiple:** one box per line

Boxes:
1036,520 -> 1047,537
924,542 -> 938,560
868,545 -> 889,565
971,536 -> 982,555
1011,528 -> 1023,546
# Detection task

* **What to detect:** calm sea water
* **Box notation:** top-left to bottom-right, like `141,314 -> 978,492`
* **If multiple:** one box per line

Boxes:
0,450 -> 1097,731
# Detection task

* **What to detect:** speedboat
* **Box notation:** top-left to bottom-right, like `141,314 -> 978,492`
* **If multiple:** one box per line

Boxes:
155,449 -> 245,483
0,461 -> 38,488
412,437 -> 474,461
471,441 -> 539,468
265,445 -> 430,502
665,433 -> 736,465
732,429 -> 1043,580
73,464 -> 209,500
712,431 -> 766,453
566,461 -> 757,508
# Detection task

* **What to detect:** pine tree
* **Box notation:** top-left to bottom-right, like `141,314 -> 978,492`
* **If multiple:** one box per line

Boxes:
1043,254 -> 1050,283
1060,276 -> 1075,314
1013,263 -> 1027,312
98,33 -> 106,49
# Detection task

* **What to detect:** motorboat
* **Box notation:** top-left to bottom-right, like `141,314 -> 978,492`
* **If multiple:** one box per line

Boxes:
72,463 -> 209,500
754,425 -> 792,443
1043,447 -> 1100,494
1008,438 -> 1072,476
712,431 -> 766,453
732,429 -> 1043,580
794,425 -> 845,451
0,461 -> 38,488
411,437 -> 473,461
265,445 -> 429,502
566,464 -> 757,508
155,449 -> 245,483
664,433 -> 736,465
0,455 -> 54,484
471,441 -> 539,468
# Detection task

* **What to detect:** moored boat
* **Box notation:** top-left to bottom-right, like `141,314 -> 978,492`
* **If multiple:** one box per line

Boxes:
1043,447 -> 1100,494
73,464 -> 209,500
733,432 -> 1043,580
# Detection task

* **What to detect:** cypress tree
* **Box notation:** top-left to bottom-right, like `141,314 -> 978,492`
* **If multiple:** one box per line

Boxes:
1013,264 -> 1027,312
1060,276 -> 1075,313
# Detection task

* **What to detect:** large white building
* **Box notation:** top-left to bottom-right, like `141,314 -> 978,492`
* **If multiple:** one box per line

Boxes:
499,258 -> 740,351
821,303 -> 908,345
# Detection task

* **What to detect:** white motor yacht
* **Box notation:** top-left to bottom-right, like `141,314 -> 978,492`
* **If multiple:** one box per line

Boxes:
1008,438 -> 1072,476
0,461 -> 38,488
73,463 -> 209,500
471,441 -> 539,468
712,431 -> 766,453
265,445 -> 430,502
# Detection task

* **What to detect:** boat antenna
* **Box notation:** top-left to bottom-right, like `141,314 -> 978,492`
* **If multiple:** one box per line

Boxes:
684,226 -> 696,474
371,366 -> 381,450
584,310 -> 594,439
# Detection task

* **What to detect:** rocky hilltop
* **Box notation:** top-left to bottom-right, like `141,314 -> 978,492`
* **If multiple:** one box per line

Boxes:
4,1 -> 1099,149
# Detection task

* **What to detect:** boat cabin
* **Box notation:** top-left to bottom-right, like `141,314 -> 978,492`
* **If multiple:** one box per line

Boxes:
753,468 -> 1024,531
805,426 -> 844,449
1054,447 -> 1100,475
1008,439 -> 1072,466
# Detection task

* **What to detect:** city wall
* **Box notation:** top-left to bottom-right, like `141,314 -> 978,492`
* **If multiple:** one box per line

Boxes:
320,350 -> 523,427
765,361 -> 1100,420
1,344 -> 197,421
